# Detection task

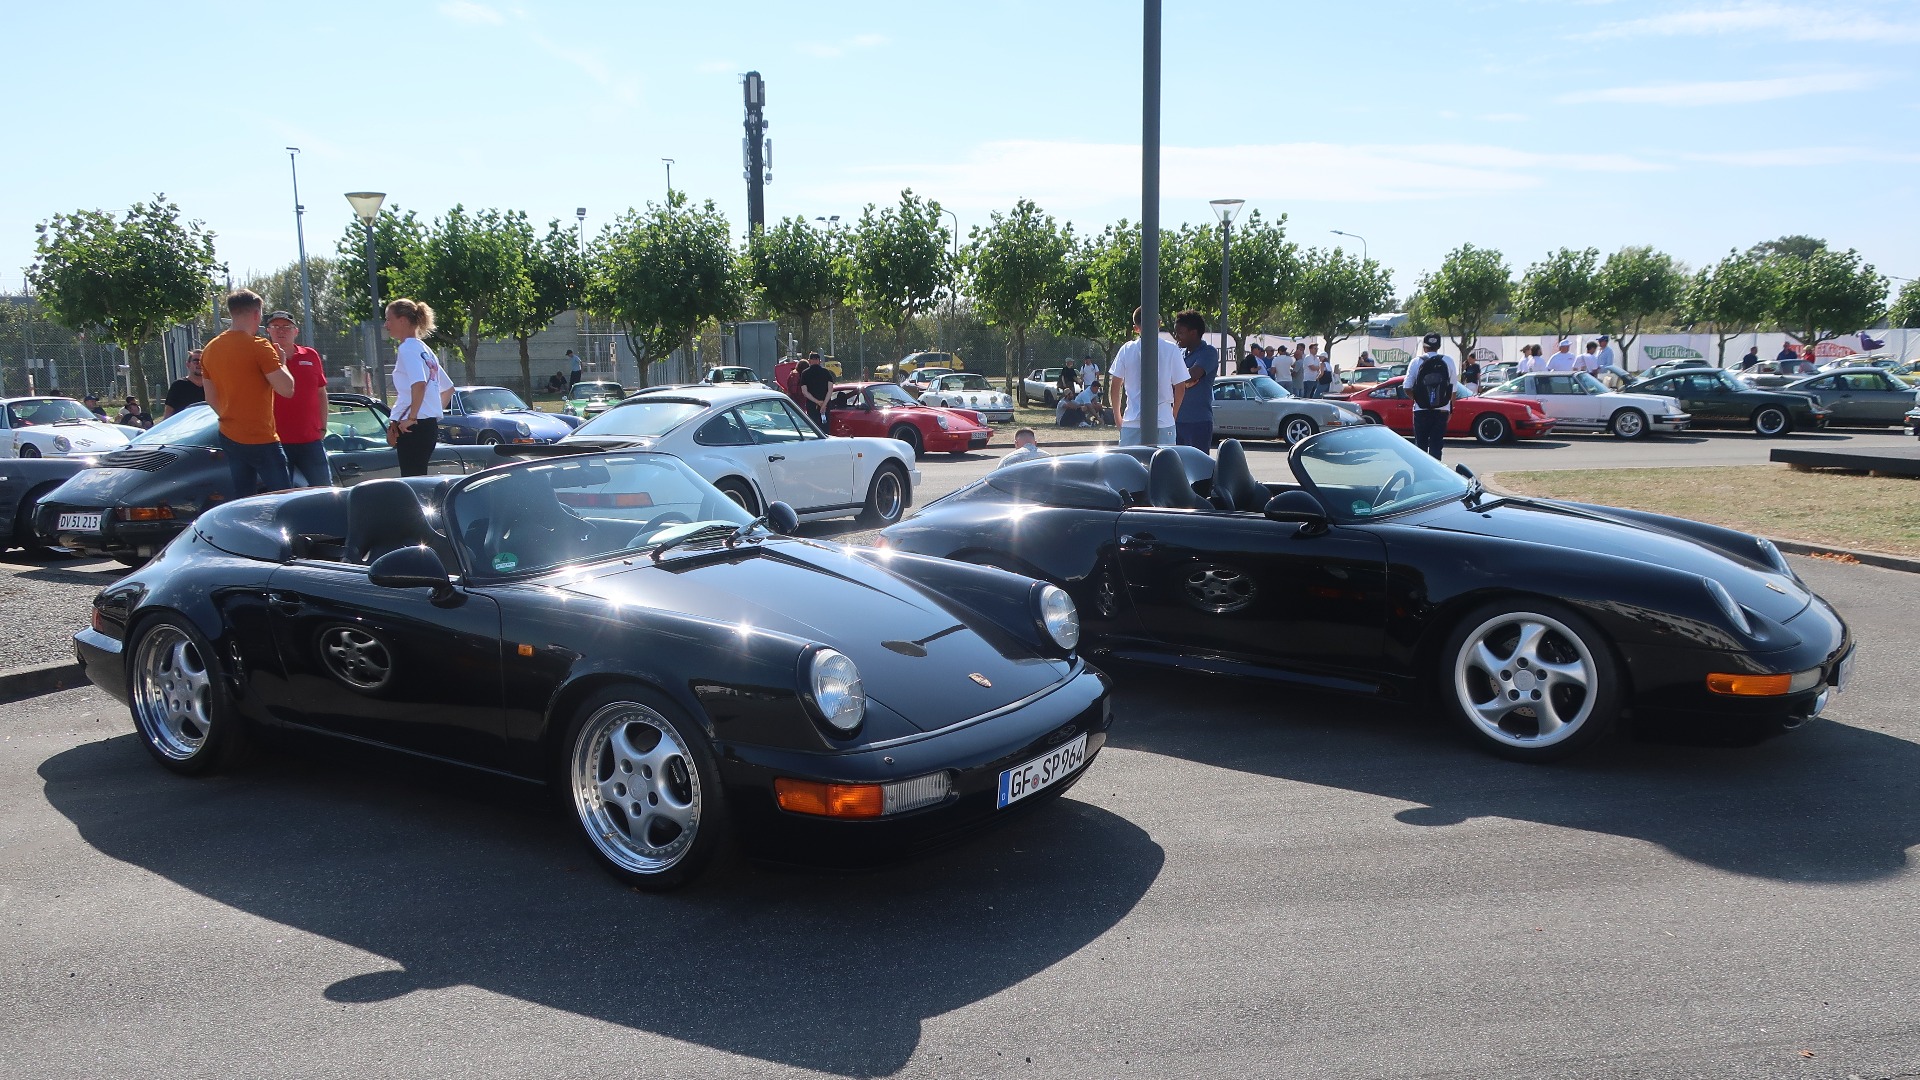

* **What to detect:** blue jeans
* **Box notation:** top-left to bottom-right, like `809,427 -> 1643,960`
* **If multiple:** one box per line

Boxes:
283,440 -> 332,487
219,435 -> 291,496
1174,420 -> 1213,450
1119,422 -> 1174,447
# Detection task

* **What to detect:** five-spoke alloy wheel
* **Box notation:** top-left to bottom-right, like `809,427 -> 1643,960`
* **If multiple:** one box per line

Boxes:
129,617 -> 247,774
1438,600 -> 1620,761
565,688 -> 725,890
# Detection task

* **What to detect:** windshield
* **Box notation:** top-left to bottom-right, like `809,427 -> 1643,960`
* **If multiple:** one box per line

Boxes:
571,399 -> 709,439
569,382 -> 623,400
1713,370 -> 1748,391
464,388 -> 529,413
708,368 -> 757,383
942,373 -> 992,391
9,398 -> 94,425
1247,376 -> 1292,401
870,383 -> 917,407
131,403 -> 223,447
1573,373 -> 1609,394
1291,425 -> 1469,521
450,453 -> 755,578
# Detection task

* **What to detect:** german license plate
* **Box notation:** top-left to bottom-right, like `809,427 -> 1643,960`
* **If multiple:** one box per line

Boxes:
997,733 -> 1088,809
57,512 -> 103,532
1831,648 -> 1856,695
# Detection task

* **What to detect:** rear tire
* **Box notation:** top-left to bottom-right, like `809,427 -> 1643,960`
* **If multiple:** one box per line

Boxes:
1473,413 -> 1511,445
1752,406 -> 1791,436
1608,409 -> 1648,440
11,485 -> 60,557
127,616 -> 250,775
1361,412 -> 1382,425
888,424 -> 923,458
858,463 -> 908,526
714,477 -> 760,516
18,444 -> 41,458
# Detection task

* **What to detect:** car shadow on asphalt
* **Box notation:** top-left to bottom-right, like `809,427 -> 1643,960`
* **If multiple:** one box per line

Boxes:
1100,665 -> 1918,885
39,732 -> 1162,1076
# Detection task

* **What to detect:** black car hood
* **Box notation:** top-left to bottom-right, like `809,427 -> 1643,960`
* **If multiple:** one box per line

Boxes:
556,541 -> 1067,732
1402,497 -> 1813,624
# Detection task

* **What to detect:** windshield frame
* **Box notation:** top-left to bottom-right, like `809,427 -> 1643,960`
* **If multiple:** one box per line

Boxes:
1287,425 -> 1471,524
461,387 -> 531,413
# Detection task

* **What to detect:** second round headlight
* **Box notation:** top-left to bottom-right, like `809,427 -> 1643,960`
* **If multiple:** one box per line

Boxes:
809,648 -> 866,733
1039,584 -> 1081,651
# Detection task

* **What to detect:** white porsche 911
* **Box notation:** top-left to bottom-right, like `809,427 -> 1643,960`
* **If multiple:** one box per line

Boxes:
2,396 -> 135,458
558,385 -> 922,526
1482,372 -> 1690,439
915,372 -> 1016,423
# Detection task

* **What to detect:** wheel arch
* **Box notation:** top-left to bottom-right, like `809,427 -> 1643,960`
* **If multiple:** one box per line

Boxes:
539,671 -> 699,779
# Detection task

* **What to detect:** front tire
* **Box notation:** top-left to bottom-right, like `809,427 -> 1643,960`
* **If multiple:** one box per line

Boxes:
888,424 -> 923,458
714,477 -> 760,516
477,430 -> 502,446
1752,406 -> 1791,436
18,444 -> 41,458
1473,412 -> 1511,445
858,462 -> 908,525
563,687 -> 726,891
1280,414 -> 1318,445
127,617 -> 249,775
1609,409 -> 1648,439
1360,412 -> 1382,425
1437,599 -> 1621,762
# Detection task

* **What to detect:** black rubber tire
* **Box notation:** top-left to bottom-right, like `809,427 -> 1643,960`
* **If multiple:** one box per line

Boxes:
714,477 -> 760,516
477,430 -> 502,445
1435,598 -> 1622,763
1280,414 -> 1318,445
10,485 -> 61,557
559,684 -> 728,892
858,463 -> 909,526
888,424 -> 923,458
1609,409 -> 1648,440
18,444 -> 41,458
1752,406 -> 1791,436
125,615 -> 251,776
1360,412 -> 1382,425
1473,413 -> 1511,445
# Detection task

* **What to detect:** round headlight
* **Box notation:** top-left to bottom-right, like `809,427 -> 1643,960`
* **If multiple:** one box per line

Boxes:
515,421 -> 530,436
53,436 -> 72,453
808,648 -> 866,733
1039,584 -> 1080,650
935,414 -> 952,430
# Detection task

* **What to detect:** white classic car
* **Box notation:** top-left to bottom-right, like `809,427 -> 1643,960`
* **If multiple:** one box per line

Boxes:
558,385 -> 922,526
1,396 -> 135,458
1482,372 -> 1689,439
915,372 -> 1015,423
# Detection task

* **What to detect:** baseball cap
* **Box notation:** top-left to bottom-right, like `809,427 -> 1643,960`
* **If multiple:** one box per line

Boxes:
1597,334 -> 1610,341
1558,337 -> 1573,347
83,393 -> 99,401
266,310 -> 296,325
1421,332 -> 1443,349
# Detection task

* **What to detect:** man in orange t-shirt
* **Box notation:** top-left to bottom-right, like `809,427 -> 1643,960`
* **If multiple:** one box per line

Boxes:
200,289 -> 295,495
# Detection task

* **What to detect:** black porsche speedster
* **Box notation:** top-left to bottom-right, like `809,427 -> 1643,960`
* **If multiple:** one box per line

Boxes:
877,427 -> 1853,761
74,450 -> 1110,889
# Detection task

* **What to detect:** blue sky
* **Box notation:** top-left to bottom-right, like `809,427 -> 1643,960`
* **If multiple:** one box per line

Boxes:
5,0 -> 1916,300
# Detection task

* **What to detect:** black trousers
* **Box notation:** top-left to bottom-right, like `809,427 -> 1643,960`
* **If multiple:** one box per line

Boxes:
395,417 -> 438,477
1412,409 -> 1449,460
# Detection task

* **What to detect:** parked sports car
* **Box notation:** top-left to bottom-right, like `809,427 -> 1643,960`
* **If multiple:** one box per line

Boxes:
899,366 -> 957,398
1482,372 -> 1690,439
1210,375 -> 1367,445
1343,363 -> 1408,387
73,452 -> 1111,890
561,381 -> 626,420
878,428 -> 1853,761
1779,368 -> 1916,427
702,366 -> 764,385
438,386 -> 580,445
1625,368 -> 1829,435
34,397 -> 497,564
827,381 -> 992,458
1,456 -> 89,554
558,385 -> 921,526
917,372 -> 1016,422
1332,376 -> 1555,444
1019,367 -> 1066,407
3,396 -> 134,458
874,352 -> 963,383
1738,359 -> 1821,389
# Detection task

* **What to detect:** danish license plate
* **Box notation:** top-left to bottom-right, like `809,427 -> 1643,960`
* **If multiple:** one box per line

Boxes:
997,733 -> 1087,809
57,512 -> 103,532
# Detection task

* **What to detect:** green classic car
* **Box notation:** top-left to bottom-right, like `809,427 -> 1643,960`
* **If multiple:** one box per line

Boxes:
562,380 -> 626,420
1625,367 -> 1829,436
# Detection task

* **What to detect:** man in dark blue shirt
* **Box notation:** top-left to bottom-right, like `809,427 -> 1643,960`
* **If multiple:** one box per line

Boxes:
1171,309 -> 1217,451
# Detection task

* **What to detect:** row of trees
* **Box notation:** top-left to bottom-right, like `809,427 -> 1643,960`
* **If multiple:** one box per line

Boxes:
22,194 -> 1916,408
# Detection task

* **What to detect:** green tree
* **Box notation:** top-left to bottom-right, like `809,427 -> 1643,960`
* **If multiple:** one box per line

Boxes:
1081,222 -> 1144,353
389,205 -> 531,382
965,199 -> 1072,391
1685,251 -> 1777,365
1589,246 -> 1687,368
332,207 -> 426,322
1289,246 -> 1394,354
587,191 -> 745,388
498,220 -> 585,393
1889,278 -> 1920,329
27,195 -> 217,412
1747,234 -> 1827,261
749,216 -> 848,353
1414,244 -> 1512,360
1041,236 -> 1104,357
848,189 -> 951,360
1514,247 -> 1599,339
1217,212 -> 1298,358
1770,247 -> 1887,346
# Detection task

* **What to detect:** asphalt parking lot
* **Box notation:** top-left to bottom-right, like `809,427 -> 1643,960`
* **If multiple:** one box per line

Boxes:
2,523 -> 1917,1076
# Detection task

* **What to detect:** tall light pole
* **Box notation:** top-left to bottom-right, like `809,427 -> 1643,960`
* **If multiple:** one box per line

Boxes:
938,207 -> 959,355
1331,229 -> 1370,343
1139,0 -> 1163,442
814,215 -> 841,365
662,158 -> 675,199
577,207 -> 592,384
286,148 -> 318,348
345,191 -> 388,402
1210,199 -> 1245,376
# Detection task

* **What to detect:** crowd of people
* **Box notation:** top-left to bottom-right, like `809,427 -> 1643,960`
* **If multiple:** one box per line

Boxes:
1235,341 -> 1336,398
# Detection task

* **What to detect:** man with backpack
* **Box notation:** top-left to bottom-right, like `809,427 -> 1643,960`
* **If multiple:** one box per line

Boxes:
1408,332 -> 1459,461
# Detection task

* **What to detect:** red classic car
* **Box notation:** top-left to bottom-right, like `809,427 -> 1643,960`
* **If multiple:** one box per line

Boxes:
1330,376 -> 1556,444
826,381 -> 993,457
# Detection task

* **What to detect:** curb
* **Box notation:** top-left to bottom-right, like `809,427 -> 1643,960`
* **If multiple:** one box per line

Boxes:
0,660 -> 87,705
1769,539 -> 1920,575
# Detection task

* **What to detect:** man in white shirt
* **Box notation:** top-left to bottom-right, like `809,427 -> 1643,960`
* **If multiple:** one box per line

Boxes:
1109,307 -> 1185,446
1270,344 -> 1294,392
1594,334 -> 1617,372
1575,341 -> 1601,372
1545,338 -> 1577,372
1303,344 -> 1326,397
996,428 -> 1049,469
1078,355 -> 1101,400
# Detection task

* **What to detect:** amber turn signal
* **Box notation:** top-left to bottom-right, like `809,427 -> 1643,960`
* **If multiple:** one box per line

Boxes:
774,778 -> 885,818
1706,672 -> 1791,696
121,505 -> 173,521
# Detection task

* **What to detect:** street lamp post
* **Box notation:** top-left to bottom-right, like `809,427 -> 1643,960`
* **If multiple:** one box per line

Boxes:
577,207 -> 591,385
1210,199 -> 1245,376
939,207 -> 959,354
345,191 -> 388,402
286,149 -> 318,349
814,215 -> 841,368
662,158 -> 675,199
1330,229 -> 1370,346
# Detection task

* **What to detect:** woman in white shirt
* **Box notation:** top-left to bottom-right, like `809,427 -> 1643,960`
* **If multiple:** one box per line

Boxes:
383,298 -> 448,477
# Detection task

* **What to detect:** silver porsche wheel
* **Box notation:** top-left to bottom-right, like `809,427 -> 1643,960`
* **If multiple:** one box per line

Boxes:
1281,415 -> 1318,445
568,697 -> 718,887
1443,601 -> 1619,760
132,623 -> 212,761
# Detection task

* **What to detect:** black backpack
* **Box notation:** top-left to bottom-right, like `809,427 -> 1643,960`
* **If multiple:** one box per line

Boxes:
1410,353 -> 1453,410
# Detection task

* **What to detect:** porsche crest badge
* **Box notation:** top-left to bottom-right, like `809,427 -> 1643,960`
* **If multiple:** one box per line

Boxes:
968,673 -> 993,688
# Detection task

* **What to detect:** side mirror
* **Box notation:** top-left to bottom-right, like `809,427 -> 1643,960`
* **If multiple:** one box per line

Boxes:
765,501 -> 800,535
369,545 -> 455,600
1263,490 -> 1329,535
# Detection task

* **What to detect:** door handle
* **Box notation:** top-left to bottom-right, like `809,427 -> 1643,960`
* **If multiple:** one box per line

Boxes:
339,462 -> 361,471
267,592 -> 303,614
767,454 -> 786,462
1118,534 -> 1156,553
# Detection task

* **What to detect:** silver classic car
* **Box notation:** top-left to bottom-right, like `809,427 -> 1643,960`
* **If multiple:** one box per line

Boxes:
1207,375 -> 1366,445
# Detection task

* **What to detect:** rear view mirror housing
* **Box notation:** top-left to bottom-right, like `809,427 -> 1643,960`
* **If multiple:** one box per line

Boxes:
1263,490 -> 1329,535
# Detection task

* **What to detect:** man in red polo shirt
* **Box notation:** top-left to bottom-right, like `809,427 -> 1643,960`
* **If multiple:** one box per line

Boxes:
265,310 -> 331,486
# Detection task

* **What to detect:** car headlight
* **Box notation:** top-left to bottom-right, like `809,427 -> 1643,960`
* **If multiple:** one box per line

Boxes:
806,648 -> 866,734
935,414 -> 952,430
53,436 -> 72,453
1703,577 -> 1753,636
1038,584 -> 1081,650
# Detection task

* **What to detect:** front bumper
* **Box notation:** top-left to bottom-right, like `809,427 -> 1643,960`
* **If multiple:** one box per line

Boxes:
1649,414 -> 1691,432
720,665 -> 1113,865
1619,596 -> 1851,735
75,626 -> 128,704
923,428 -> 992,452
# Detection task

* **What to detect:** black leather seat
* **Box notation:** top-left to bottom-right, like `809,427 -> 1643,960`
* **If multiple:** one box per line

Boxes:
1211,440 -> 1269,513
1148,448 -> 1213,510
345,479 -> 445,564
478,468 -> 596,572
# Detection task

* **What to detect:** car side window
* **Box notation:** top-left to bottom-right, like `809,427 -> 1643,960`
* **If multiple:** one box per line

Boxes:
1682,374 -> 1715,394
1844,373 -> 1882,391
694,410 -> 752,446
1803,377 -> 1835,391
777,399 -> 823,438
1540,376 -> 1576,395
1214,382 -> 1245,401
737,399 -> 808,443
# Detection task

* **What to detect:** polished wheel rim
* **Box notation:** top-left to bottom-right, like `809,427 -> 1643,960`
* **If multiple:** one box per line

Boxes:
874,470 -> 903,521
1756,408 -> 1786,435
1476,416 -> 1506,443
1614,411 -> 1643,437
478,431 -> 501,445
132,625 -> 212,760
719,483 -> 756,514
571,702 -> 700,875
1284,418 -> 1315,444
1453,611 -> 1596,749
1361,413 -> 1381,425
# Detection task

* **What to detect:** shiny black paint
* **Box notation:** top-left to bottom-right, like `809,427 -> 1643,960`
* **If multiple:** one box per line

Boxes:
1,456 -> 87,550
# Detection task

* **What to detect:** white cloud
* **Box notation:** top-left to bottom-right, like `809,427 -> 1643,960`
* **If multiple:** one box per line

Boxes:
1578,2 -> 1920,43
1684,146 -> 1920,165
438,1 -> 505,26
1556,72 -> 1872,105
